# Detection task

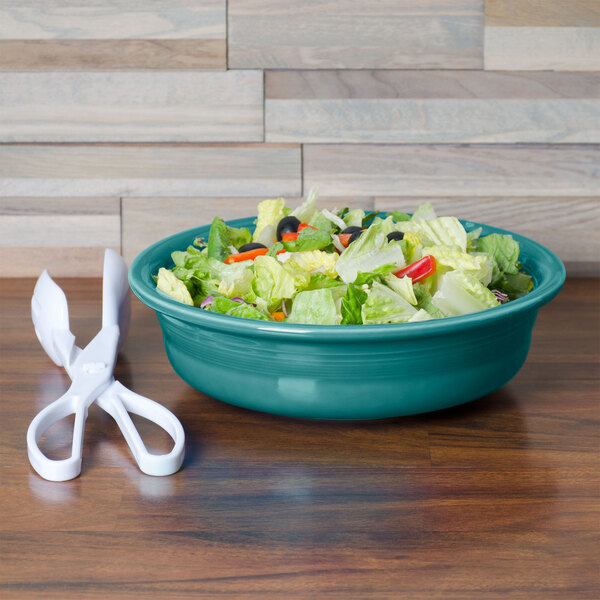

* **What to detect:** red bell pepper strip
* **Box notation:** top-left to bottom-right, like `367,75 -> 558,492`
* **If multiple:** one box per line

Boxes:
297,222 -> 317,232
281,232 -> 298,242
394,255 -> 436,282
224,247 -> 268,264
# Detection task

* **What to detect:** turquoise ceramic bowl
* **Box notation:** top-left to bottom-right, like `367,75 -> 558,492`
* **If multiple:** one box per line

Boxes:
129,217 -> 565,420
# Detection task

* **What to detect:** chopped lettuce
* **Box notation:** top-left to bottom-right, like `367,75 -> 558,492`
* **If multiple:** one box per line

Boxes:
400,216 -> 467,252
227,303 -> 271,321
408,309 -> 434,322
361,282 -> 417,324
411,202 -> 437,221
340,283 -> 368,325
227,225 -> 252,250
335,223 -> 405,284
343,209 -> 365,228
382,274 -> 417,305
291,186 -> 319,224
432,271 -> 500,317
287,289 -> 340,325
156,268 -> 193,305
474,233 -> 533,299
423,245 -> 493,286
207,216 -> 230,262
282,227 -> 333,252
252,255 -> 297,311
253,198 -> 291,244
413,282 -> 445,319
285,250 -> 338,278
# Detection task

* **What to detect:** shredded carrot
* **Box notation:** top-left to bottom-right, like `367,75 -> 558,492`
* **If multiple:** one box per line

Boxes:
281,232 -> 298,242
224,247 -> 268,264
270,311 -> 286,321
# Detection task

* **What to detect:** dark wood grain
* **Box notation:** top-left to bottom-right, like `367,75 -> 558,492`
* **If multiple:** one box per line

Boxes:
0,277 -> 598,599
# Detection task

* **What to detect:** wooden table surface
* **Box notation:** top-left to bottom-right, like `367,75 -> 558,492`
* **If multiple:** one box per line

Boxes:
1,277 -> 598,599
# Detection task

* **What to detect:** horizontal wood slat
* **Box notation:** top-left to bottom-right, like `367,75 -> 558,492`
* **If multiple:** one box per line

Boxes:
0,145 -> 302,198
303,144 -> 600,197
0,0 -> 226,69
266,71 -> 600,144
0,71 -> 263,142
0,198 -> 120,277
485,0 -> 600,27
485,27 -> 600,71
228,0 -> 483,69
374,197 -> 600,276
0,39 -> 226,70
122,196 -> 373,264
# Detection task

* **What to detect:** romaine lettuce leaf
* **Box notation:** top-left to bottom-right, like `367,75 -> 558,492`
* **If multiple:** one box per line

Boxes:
411,202 -> 437,221
408,309 -> 434,322
400,216 -> 467,252
382,274 -> 417,305
227,225 -> 252,250
343,209 -> 365,228
228,303 -> 271,321
291,186 -> 319,224
432,270 -> 500,317
474,233 -> 533,299
340,283 -> 367,325
207,216 -> 230,262
335,223 -> 405,284
285,250 -> 338,278
156,268 -> 193,305
282,227 -> 333,252
423,244 -> 493,286
287,289 -> 340,325
413,282 -> 445,319
252,255 -> 297,311
361,281 -> 417,324
253,198 -> 291,243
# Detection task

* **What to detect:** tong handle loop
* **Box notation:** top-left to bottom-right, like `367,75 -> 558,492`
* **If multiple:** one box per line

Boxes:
97,381 -> 185,477
26,383 -> 91,482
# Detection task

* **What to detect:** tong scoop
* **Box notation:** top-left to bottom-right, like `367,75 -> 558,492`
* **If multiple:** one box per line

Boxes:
27,249 -> 185,482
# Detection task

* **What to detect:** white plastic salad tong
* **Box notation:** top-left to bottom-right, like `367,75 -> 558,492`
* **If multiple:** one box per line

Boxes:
27,248 -> 185,482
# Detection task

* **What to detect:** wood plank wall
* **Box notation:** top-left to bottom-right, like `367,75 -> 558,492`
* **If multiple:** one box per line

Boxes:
0,0 -> 598,277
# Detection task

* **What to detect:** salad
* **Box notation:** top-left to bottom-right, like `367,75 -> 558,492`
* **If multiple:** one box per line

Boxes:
155,190 -> 533,325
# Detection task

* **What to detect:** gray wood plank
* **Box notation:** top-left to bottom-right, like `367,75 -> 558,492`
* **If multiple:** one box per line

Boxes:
304,144 -> 600,197
0,1 -> 225,40
0,71 -> 263,142
0,145 -> 302,197
229,0 -> 483,69
266,71 -> 600,143
485,27 -> 600,70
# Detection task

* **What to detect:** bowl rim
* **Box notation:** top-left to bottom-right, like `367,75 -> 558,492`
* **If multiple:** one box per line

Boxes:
129,215 -> 566,342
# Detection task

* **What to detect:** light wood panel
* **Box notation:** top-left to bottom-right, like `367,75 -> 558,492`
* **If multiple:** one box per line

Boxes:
304,144 -> 600,197
0,71 -> 263,142
485,27 -> 600,70
228,0 -> 483,69
485,0 -> 600,27
485,0 -> 600,70
122,196 -> 374,264
374,197 -> 600,276
0,145 -> 302,198
0,198 -> 120,277
0,39 -> 225,70
0,0 -> 225,69
266,71 -> 600,143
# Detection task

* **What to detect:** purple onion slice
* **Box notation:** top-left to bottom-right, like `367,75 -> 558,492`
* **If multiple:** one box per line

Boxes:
200,295 -> 214,309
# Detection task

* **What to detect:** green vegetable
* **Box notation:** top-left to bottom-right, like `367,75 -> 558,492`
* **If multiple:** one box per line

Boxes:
432,271 -> 500,317
228,303 -> 271,321
400,216 -> 468,252
156,268 -> 193,305
287,289 -> 340,325
207,216 -> 230,262
227,225 -> 252,250
291,186 -> 319,224
474,233 -> 533,299
335,223 -> 405,284
252,255 -> 297,311
253,198 -> 291,244
340,283 -> 368,325
282,227 -> 332,252
390,211 -> 411,222
382,274 -> 417,305
361,282 -> 417,324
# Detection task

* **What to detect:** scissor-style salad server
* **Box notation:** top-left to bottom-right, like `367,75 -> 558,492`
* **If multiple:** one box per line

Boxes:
27,248 -> 185,482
